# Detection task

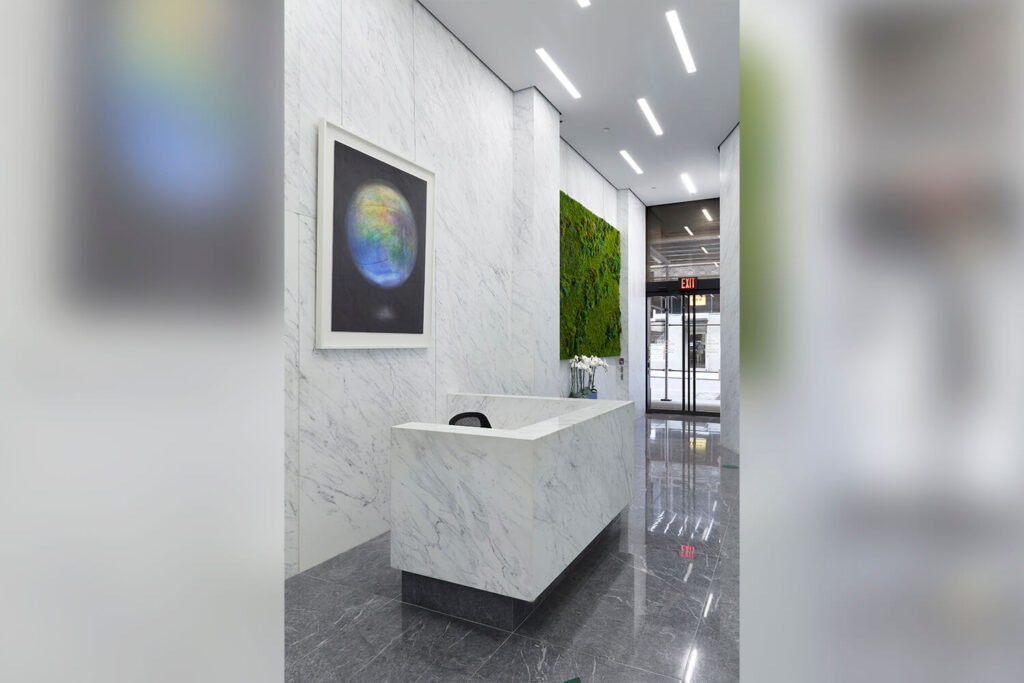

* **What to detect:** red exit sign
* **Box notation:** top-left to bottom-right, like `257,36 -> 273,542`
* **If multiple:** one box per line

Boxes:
680,545 -> 695,558
680,277 -> 697,290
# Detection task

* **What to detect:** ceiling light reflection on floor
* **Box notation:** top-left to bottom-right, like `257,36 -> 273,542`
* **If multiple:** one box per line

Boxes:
683,647 -> 699,683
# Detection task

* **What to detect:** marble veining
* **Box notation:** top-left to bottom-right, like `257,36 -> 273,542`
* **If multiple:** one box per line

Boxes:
391,394 -> 633,601
614,189 -> 647,466
511,88 -> 561,398
720,126 -> 740,454
284,212 -> 301,575
296,208 -> 435,570
341,0 -> 416,161
287,0 -> 343,219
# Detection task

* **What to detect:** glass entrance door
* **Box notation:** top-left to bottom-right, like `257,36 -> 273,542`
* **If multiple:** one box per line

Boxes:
646,293 -> 721,415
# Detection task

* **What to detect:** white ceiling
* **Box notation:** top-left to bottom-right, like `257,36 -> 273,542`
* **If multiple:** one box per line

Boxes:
419,0 -> 738,207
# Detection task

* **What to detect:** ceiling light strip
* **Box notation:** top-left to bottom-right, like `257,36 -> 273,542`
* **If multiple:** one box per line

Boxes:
637,98 -> 664,136
619,150 -> 644,175
680,173 -> 697,194
535,48 -> 581,99
666,10 -> 697,74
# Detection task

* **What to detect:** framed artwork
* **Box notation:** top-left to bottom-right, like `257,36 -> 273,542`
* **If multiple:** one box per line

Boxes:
315,120 -> 435,349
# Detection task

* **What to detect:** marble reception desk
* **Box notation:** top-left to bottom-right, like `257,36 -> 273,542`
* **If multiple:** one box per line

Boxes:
390,393 -> 634,629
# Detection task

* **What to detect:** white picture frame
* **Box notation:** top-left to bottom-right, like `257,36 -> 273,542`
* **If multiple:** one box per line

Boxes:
315,119 -> 435,349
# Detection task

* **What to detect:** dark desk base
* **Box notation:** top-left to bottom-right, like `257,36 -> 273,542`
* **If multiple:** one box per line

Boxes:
400,513 -> 620,631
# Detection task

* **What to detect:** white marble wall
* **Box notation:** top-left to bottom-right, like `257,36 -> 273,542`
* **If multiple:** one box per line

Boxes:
619,190 -> 648,469
284,0 -> 563,574
720,126 -> 740,454
284,212 -> 300,577
560,141 -> 620,225
414,5 -> 520,414
512,89 -> 562,397
559,141 -> 634,401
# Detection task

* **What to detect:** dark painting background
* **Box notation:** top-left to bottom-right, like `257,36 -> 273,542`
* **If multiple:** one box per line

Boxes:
331,141 -> 427,334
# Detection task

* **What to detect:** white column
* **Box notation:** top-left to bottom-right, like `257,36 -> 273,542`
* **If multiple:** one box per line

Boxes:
720,126 -> 740,454
511,87 -> 561,396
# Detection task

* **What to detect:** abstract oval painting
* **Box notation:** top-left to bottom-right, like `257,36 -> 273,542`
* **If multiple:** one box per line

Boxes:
345,182 -> 418,289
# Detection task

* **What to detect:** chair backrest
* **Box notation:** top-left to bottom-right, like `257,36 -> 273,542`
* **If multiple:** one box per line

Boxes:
448,412 -> 492,428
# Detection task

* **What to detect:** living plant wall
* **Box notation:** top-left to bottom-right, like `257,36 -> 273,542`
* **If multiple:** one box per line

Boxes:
559,191 -> 621,359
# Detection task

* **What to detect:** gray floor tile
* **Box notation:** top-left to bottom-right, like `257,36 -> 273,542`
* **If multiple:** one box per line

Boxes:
288,599 -> 509,682
716,519 -> 739,575
286,597 -> 407,682
516,570 -> 701,679
686,627 -> 739,683
714,527 -> 738,583
686,569 -> 738,683
475,634 -> 681,682
303,531 -> 401,599
285,574 -> 391,662
696,575 -> 739,644
352,601 -> 509,680
636,541 -> 720,593
414,665 -> 480,682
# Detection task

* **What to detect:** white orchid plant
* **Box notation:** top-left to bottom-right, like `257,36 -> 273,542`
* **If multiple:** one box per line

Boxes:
568,354 -> 609,397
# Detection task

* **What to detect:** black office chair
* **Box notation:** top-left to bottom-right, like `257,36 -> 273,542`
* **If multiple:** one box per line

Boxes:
448,412 -> 492,428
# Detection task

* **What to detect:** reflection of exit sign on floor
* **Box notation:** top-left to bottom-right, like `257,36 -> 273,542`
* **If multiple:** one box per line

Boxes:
681,545 -> 695,558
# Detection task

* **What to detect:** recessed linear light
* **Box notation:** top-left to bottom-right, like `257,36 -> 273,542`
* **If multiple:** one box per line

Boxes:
701,246 -> 709,254
577,0 -> 591,6
666,10 -> 697,74
702,208 -> 713,221
637,98 -> 663,136
619,150 -> 643,175
535,48 -> 581,99
683,226 -> 693,236
714,262 -> 719,267
680,173 -> 697,194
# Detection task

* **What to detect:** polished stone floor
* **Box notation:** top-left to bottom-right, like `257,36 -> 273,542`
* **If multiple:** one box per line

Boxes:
286,416 -> 738,682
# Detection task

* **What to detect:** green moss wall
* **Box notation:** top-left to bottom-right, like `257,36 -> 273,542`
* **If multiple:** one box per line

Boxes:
559,191 -> 621,359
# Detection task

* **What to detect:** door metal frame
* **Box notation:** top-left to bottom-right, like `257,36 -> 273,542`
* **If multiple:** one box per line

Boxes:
645,281 -> 721,418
